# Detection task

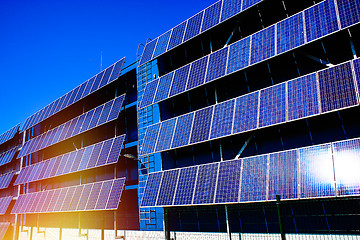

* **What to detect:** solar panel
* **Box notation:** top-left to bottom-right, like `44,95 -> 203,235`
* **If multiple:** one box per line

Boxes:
98,65 -> 114,89
169,64 -> 191,97
60,186 -> 77,212
53,188 -> 69,212
201,1 -> 222,32
332,138 -> 360,196
233,91 -> 259,134
0,124 -> 19,146
171,112 -> 194,149
81,76 -> 96,98
299,144 -> 335,198
139,79 -> 159,109
87,142 -> 103,168
38,160 -> 50,180
78,145 -> 94,170
96,138 -> 113,166
73,82 -> 87,103
210,99 -> 235,139
155,118 -> 177,152
240,155 -> 268,202
156,169 -> 180,206
50,156 -> 63,177
63,151 -> 77,175
106,178 -> 126,209
88,105 -> 103,129
227,36 -> 251,74
304,0 -> 339,42
318,62 -> 358,113
242,0 -> 263,11
268,150 -> 298,200
80,109 -> 95,134
40,190 -> 55,212
59,92 -> 72,110
0,172 -> 14,189
259,83 -> 286,128
221,0 -> 242,22
354,58 -> 360,92
0,147 -> 17,167
76,184 -> 93,211
72,113 -> 86,136
250,25 -> 276,64
189,106 -> 214,144
205,47 -> 228,83
68,185 -> 84,211
108,58 -> 125,84
173,166 -> 198,205
0,222 -> 10,240
276,12 -> 305,54
153,72 -> 174,103
97,100 -> 113,125
141,172 -> 163,207
153,30 -> 172,59
95,181 -> 113,210
167,22 -> 187,51
337,0 -> 360,28
139,39 -> 158,66
193,163 -> 219,204
183,11 -> 204,42
107,94 -> 126,122
186,56 -> 208,91
70,148 -> 85,172
215,159 -> 242,203
0,197 -> 12,215
288,73 -> 320,121
64,118 -> 78,139
55,153 -> 69,176
46,189 -> 61,212
106,134 -> 126,164
140,123 -> 161,156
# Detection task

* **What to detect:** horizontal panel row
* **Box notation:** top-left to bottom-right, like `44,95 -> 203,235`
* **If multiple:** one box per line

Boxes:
139,0 -> 264,66
0,197 -> 12,215
0,172 -> 14,190
140,60 -> 359,156
21,58 -> 125,132
15,134 -> 125,185
0,124 -> 19,146
141,136 -> 360,207
0,147 -> 18,167
12,178 -> 126,214
139,0 -> 355,109
18,94 -> 125,158
0,222 -> 10,240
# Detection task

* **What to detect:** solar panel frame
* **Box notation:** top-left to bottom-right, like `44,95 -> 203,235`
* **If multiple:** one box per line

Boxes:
210,99 -> 235,139
171,112 -> 195,149
201,0 -> 222,32
193,162 -> 219,205
250,25 -> 276,64
156,169 -> 180,206
141,172 -> 163,207
153,72 -> 174,103
186,56 -> 209,91
205,47 -> 228,83
189,106 -> 214,144
183,11 -> 204,42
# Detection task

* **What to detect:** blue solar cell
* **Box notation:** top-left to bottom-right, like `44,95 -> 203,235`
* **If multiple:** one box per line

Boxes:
60,186 -> 76,212
41,190 -> 55,212
141,172 -> 163,207
201,1 -> 222,32
98,100 -> 113,125
56,154 -> 69,176
95,181 -> 113,209
140,123 -> 161,155
78,145 -> 94,171
87,142 -> 103,169
171,112 -> 194,149
90,71 -> 105,94
73,82 -> 88,103
80,109 -> 95,133
106,178 -> 126,209
139,79 -> 159,109
210,99 -> 235,139
59,92 -> 72,110
227,36 -> 251,74
167,22 -> 187,50
38,160 -> 50,180
332,138 -> 360,196
206,47 -> 228,83
288,73 -> 320,121
304,0 -> 339,42
68,185 -> 84,211
277,12 -> 305,54
259,83 -> 286,128
43,129 -> 56,147
318,62 -> 358,113
193,163 -> 218,204
183,11 -> 204,42
337,0 -> 360,28
173,166 -> 197,205
242,0 -> 263,11
57,121 -> 72,143
108,58 -> 125,83
240,155 -> 268,202
43,157 -> 57,179
77,184 -> 92,211
96,138 -> 113,166
85,182 -> 103,210
233,91 -> 259,134
13,195 -> 25,213
215,159 -> 242,203
81,76 -> 96,98
154,72 -> 174,103
98,65 -> 114,89
46,189 -> 61,212
53,188 -> 68,212
190,106 -> 213,144
299,144 -> 335,198
155,118 -> 177,152
107,94 -> 125,122
71,148 -> 85,172
67,87 -> 80,107
50,156 -> 63,177
186,56 -> 208,91
354,58 -> 360,93
0,197 -> 12,215
139,39 -> 158,66
64,117 -> 78,139
88,105 -> 104,130
106,134 -> 126,164
156,169 -> 180,206
221,0 -> 242,22
72,114 -> 86,136
169,64 -> 190,97
153,30 -> 172,59
62,151 -> 76,175
250,25 -> 276,64
51,124 -> 65,145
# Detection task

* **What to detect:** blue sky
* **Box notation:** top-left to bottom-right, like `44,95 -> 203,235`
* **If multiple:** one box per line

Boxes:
0,0 -> 215,134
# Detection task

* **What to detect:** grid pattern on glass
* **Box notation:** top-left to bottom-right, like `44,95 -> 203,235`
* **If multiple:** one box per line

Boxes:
189,106 -> 214,144
268,150 -> 298,200
95,181 -> 113,209
201,1 -> 222,32
153,72 -> 174,103
210,99 -> 235,139
0,197 -> 12,215
193,163 -> 218,204
186,56 -> 208,91
227,36 -> 251,74
98,65 -> 114,89
240,155 -> 268,202
250,25 -> 275,64
139,39 -> 158,66
152,31 -> 172,59
0,124 -> 19,146
155,118 -> 177,152
76,185 -> 93,211
68,185 -> 84,211
169,65 -> 191,97
156,169 -> 180,206
0,172 -> 14,190
221,0 -> 242,22
139,79 -> 159,109
108,58 -> 125,83
277,12 -> 305,54
89,71 -> 105,94
183,11 -> 204,42
299,144 -> 335,198
332,138 -> 360,196
242,0 -> 263,11
171,112 -> 194,149
304,0 -> 339,42
0,147 -> 18,167
353,58 -> 360,94
233,91 -> 259,134
173,166 -> 198,205
288,73 -> 319,121
337,0 -> 360,28
167,22 -> 187,51
205,47 -> 228,83
106,178 -> 126,209
259,83 -> 286,127
140,172 -> 163,207
96,138 -> 114,166
215,159 -> 242,203
140,123 -> 161,156
106,134 -> 126,164
318,62 -> 358,113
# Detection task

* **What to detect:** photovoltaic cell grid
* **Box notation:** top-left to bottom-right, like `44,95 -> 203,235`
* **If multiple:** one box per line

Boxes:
173,166 -> 198,205
139,79 -> 159,109
215,159 -> 242,203
167,22 -> 187,51
242,0 -> 263,11
169,65 -> 191,97
205,47 -> 228,83
0,223 -> 10,240
139,39 -> 158,66
250,25 -> 275,64
11,178 -> 126,214
153,72 -> 174,103
337,0 -> 360,28
233,91 -> 259,134
140,123 -> 161,156
221,0 -> 242,22
227,36 -> 251,74
189,106 -> 214,144
155,118 -> 177,152
0,147 -> 18,167
140,172 -> 163,207
193,163 -> 219,204
201,1 -> 222,32
186,56 -> 208,91
183,11 -> 204,42
210,99 -> 235,139
0,197 -> 12,215
21,58 -> 125,132
0,172 -> 14,190
15,135 -> 125,185
0,124 -> 19,146
156,169 -> 179,206
18,94 -> 125,158
152,31 -> 172,59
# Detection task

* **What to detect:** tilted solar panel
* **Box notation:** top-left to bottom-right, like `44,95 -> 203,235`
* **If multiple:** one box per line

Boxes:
141,172 -> 163,207
0,197 -> 12,215
201,1 -> 222,32
193,163 -> 219,205
337,0 -> 360,28
189,106 -> 214,144
155,118 -> 177,152
156,169 -> 179,206
183,11 -> 204,42
152,30 -> 172,59
210,99 -> 235,139
0,124 -> 19,146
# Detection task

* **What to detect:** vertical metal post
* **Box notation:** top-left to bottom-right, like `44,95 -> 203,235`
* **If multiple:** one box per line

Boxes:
276,195 -> 286,240
163,208 -> 170,240
225,205 -> 232,240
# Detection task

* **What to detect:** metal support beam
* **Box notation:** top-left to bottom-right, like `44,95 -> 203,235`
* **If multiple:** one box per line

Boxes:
276,195 -> 286,240
163,208 -> 170,240
235,135 -> 253,160
296,51 -> 334,67
225,205 -> 232,240
348,29 -> 358,59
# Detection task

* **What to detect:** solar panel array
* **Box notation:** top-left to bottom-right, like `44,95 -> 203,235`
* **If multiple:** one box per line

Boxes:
0,172 -> 14,190
141,136 -> 360,207
140,61 -> 358,156
337,0 -> 360,28
139,0 -> 351,109
0,197 -> 12,215
18,94 -> 125,158
14,135 -> 125,185
0,147 -> 18,167
21,58 -> 125,132
139,0 -> 264,66
0,222 -> 10,240
12,178 -> 126,214
0,124 -> 19,146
